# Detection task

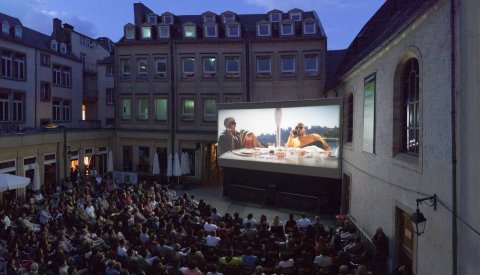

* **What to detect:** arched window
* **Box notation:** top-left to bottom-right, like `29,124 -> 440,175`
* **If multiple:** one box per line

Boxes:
346,92 -> 354,143
401,58 -> 420,155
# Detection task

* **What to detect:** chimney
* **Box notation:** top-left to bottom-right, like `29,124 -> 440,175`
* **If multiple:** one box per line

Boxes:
53,18 -> 62,33
134,2 -> 153,25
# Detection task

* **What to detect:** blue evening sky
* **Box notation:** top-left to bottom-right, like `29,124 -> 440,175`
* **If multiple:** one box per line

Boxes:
1,0 -> 385,50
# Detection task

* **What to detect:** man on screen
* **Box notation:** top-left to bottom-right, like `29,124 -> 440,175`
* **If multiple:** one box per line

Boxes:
286,122 -> 332,154
217,117 -> 263,157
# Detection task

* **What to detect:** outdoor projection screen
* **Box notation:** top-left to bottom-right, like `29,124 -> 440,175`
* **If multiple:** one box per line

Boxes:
217,99 -> 342,179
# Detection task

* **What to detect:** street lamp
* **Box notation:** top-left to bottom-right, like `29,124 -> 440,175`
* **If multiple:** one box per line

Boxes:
411,194 -> 437,236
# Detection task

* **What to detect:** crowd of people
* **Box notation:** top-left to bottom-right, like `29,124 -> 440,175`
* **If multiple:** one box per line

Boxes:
0,174 -> 387,275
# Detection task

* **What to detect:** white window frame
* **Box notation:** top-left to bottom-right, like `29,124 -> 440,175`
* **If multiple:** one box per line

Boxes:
0,159 -> 16,174
163,15 -> 173,24
53,65 -> 61,85
141,26 -> 152,39
290,12 -> 302,21
1,21 -> 9,34
182,98 -> 195,121
305,54 -> 319,76
158,25 -> 170,38
256,56 -> 272,77
225,56 -> 240,78
203,98 -> 217,122
61,67 -> 71,87
226,24 -> 240,38
13,54 -> 25,80
122,98 -> 131,120
1,52 -> 12,78
303,21 -> 316,34
14,25 -> 22,38
53,98 -> 62,122
270,13 -> 281,22
137,58 -> 148,78
125,26 -> 135,40
154,57 -> 167,78
60,43 -> 67,54
12,93 -> 23,122
106,88 -> 114,105
223,14 -> 235,23
154,98 -> 168,121
138,98 -> 149,120
63,100 -> 71,121
281,22 -> 294,36
51,40 -> 58,51
182,57 -> 195,78
0,94 -> 8,121
40,82 -> 51,102
106,65 -> 114,76
257,23 -> 271,37
204,24 -> 218,38
202,57 -> 216,77
148,15 -> 157,25
203,14 -> 215,23
281,55 -> 296,76
183,25 -> 196,38
120,58 -> 131,78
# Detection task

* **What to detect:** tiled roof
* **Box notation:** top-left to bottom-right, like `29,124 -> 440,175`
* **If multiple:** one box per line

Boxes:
331,0 -> 439,86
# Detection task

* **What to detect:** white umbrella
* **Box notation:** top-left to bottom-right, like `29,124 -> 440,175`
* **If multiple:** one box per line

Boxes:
152,152 -> 160,175
33,162 -> 41,191
173,152 -> 182,177
0,174 -> 30,192
181,152 -> 191,175
107,150 -> 114,172
166,153 -> 173,180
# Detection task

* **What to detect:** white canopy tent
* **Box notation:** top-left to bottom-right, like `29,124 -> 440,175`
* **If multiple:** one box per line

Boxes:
0,174 -> 30,192
152,152 -> 160,175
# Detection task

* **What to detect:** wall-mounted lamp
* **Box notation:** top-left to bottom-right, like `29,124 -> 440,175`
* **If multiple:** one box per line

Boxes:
411,194 -> 437,236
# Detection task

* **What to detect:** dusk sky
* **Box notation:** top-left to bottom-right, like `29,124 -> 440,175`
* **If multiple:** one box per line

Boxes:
1,0 -> 385,50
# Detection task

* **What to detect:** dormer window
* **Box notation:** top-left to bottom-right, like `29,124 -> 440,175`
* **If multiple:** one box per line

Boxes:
223,14 -> 235,23
257,23 -> 271,37
226,23 -> 240,38
270,13 -> 281,22
125,24 -> 135,40
203,14 -> 216,23
142,26 -> 151,39
158,24 -> 170,38
204,23 -> 218,38
290,11 -> 302,21
303,20 -> 316,34
147,14 -> 157,25
14,25 -> 22,38
51,40 -> 58,51
163,15 -> 173,24
183,24 -> 196,38
2,21 -> 9,34
60,43 -> 67,54
281,21 -> 294,36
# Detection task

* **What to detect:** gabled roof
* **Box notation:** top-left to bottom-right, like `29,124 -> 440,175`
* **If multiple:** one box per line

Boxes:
330,0 -> 439,87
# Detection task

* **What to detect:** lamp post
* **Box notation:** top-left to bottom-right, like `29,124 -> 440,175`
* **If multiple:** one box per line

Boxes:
411,194 -> 437,236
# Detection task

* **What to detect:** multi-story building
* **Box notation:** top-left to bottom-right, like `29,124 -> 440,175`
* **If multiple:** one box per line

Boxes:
0,13 -> 114,192
115,3 -> 327,183
326,0 -> 480,274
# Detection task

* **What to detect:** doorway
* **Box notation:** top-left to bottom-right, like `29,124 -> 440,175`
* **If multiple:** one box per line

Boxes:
341,173 -> 351,214
396,207 -> 414,273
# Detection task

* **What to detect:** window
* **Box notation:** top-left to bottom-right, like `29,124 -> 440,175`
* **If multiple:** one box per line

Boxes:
226,24 -> 240,38
270,13 -> 281,22
51,40 -> 58,51
12,93 -> 23,122
122,98 -> 131,120
154,98 -> 167,121
204,23 -> 218,38
61,67 -> 71,87
138,98 -> 149,120
257,23 -> 271,36
163,15 -> 173,24
154,58 -> 167,78
123,145 -> 132,171
203,98 -> 217,122
182,57 -> 195,77
40,82 -> 51,102
1,52 -> 12,78
41,53 -> 50,67
137,58 -> 148,78
303,21 -> 316,34
256,56 -> 271,77
80,53 -> 86,63
60,43 -> 67,54
141,26 -> 151,39
147,14 -> 157,25
203,14 -> 215,23
281,55 -> 295,76
304,54 -> 319,76
345,93 -> 354,143
125,25 -> 135,39
52,65 -> 61,85
182,98 -> 195,121
183,25 -> 196,38
402,58 -> 420,155
120,58 -> 131,78
63,100 -> 71,121
138,146 -> 150,172
106,65 -> 114,76
80,37 -> 85,45
223,14 -> 235,23
53,99 -> 61,122
281,22 -> 294,36
106,88 -> 114,105
225,56 -> 240,77
0,94 -> 8,121
14,25 -> 22,38
202,57 -> 216,77
158,25 -> 170,38
1,21 -> 9,34
290,12 -> 302,21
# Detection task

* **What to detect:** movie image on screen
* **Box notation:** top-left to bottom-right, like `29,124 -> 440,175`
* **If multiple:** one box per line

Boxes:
217,99 -> 341,179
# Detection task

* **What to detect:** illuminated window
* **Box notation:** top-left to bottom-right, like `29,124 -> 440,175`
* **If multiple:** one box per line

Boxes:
203,98 -> 217,122
137,58 -> 148,78
138,98 -> 149,120
122,98 -> 131,120
183,25 -> 196,38
142,26 -> 151,39
155,98 -> 167,121
82,104 -> 86,120
182,98 -> 195,121
202,57 -> 216,77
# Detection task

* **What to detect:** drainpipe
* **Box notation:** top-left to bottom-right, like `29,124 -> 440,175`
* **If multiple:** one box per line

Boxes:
170,40 -> 175,155
449,0 -> 458,274
245,40 -> 250,102
34,49 -> 38,129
